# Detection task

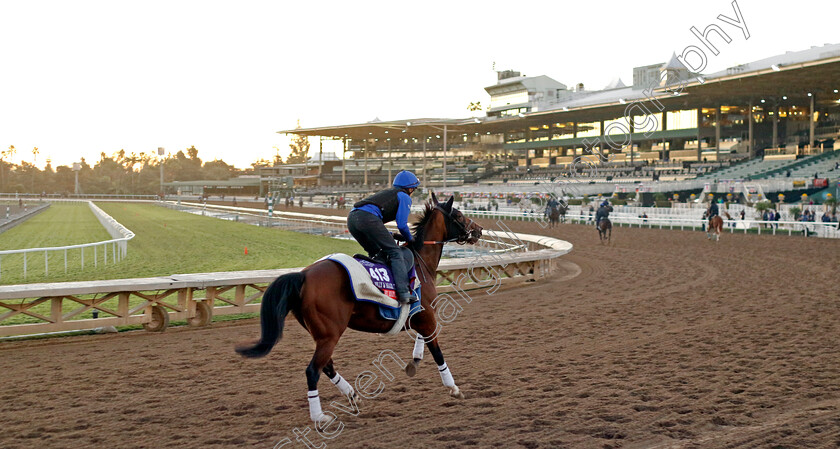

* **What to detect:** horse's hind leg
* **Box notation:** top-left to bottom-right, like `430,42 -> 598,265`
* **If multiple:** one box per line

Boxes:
322,358 -> 356,399
305,339 -> 338,423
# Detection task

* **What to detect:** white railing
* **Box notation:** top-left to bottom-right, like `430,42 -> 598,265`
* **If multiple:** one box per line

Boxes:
0,193 -> 159,200
165,202 -> 534,258
460,208 -> 840,238
0,211 -> 572,337
0,203 -> 50,232
0,202 -> 135,281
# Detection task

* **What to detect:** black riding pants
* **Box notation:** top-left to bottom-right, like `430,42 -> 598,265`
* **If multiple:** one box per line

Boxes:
595,211 -> 607,227
347,210 -> 414,296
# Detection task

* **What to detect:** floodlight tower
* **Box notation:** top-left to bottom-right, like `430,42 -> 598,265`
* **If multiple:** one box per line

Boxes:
158,147 -> 165,197
72,162 -> 81,194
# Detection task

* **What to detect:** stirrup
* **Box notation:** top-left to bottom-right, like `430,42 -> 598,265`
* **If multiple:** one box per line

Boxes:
397,292 -> 417,304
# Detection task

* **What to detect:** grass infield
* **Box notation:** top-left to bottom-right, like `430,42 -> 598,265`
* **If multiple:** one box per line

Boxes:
0,202 -> 361,327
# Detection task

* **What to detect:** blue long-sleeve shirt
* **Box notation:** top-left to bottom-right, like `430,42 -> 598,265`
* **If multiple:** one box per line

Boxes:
353,191 -> 413,242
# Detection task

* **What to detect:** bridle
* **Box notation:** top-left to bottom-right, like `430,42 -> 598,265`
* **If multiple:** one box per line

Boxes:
413,206 -> 475,283
422,205 -> 476,245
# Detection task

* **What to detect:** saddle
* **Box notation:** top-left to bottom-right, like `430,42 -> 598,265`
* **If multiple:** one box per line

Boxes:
319,253 -> 422,335
353,253 -> 384,265
319,253 -> 419,306
352,255 -> 418,302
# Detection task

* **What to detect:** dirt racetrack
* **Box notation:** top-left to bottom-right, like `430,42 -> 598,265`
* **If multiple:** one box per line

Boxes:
1,218 -> 839,448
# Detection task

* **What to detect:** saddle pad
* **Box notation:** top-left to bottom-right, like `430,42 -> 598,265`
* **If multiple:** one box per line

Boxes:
353,256 -> 418,299
378,287 -> 423,321
319,254 -> 419,308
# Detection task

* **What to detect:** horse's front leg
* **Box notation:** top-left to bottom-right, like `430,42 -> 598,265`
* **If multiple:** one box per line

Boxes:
427,338 -> 465,399
404,334 -> 425,377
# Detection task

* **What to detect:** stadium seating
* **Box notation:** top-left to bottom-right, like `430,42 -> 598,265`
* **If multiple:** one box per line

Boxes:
696,157 -> 796,180
763,150 -> 840,179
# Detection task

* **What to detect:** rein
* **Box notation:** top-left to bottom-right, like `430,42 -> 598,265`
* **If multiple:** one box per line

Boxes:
423,237 -> 460,245
411,247 -> 435,285
411,205 -> 475,282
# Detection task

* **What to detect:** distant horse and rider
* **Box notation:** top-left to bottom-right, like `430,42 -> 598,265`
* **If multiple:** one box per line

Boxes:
595,200 -> 613,244
545,196 -> 567,228
236,173 -> 483,423
704,199 -> 730,241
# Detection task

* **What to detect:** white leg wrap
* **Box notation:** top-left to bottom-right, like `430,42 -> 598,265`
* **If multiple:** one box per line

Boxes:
413,336 -> 425,360
307,390 -> 325,422
329,373 -> 354,397
438,362 -> 455,388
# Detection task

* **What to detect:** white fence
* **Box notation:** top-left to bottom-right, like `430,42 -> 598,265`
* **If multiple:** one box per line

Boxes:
165,202 -> 532,258
461,208 -> 840,238
0,202 -> 135,281
0,193 -> 159,200
0,214 -> 572,337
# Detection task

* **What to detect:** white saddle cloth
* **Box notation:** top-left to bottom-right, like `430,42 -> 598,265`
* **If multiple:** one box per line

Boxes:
319,253 -> 401,308
320,253 -> 418,335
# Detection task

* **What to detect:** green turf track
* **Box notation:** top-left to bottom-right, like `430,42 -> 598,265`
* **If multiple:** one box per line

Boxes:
0,203 -> 111,251
0,203 -> 112,284
0,202 -> 361,285
1,202 -> 362,327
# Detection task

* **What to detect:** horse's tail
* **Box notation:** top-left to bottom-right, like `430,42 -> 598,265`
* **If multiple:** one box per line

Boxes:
235,272 -> 304,358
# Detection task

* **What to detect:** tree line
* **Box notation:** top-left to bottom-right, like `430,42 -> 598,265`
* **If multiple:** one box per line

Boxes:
1,145 -> 243,195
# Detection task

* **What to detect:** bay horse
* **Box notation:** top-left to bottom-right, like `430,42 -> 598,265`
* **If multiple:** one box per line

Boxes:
547,204 -> 567,228
235,193 -> 483,423
707,215 -> 723,241
548,205 -> 560,228
597,218 -> 612,243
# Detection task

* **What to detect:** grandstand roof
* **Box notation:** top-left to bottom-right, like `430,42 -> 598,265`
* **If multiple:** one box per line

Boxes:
163,177 -> 261,187
604,78 -> 626,89
280,44 -> 840,140
484,74 -> 567,94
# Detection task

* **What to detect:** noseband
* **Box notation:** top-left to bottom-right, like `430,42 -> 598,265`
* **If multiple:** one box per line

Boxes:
423,206 -> 476,245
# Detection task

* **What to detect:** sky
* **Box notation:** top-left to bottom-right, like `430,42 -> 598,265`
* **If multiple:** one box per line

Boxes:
1,0 -> 838,170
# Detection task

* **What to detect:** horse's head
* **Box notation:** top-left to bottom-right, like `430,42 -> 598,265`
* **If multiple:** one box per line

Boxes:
429,192 -> 482,245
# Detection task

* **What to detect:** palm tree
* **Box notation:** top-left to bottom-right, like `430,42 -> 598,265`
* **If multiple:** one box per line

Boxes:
1,145 -> 15,191
825,195 -> 838,216
754,200 -> 771,215
31,147 -> 40,193
124,152 -> 140,192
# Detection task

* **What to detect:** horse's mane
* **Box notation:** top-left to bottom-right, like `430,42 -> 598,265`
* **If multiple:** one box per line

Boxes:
410,201 -> 436,251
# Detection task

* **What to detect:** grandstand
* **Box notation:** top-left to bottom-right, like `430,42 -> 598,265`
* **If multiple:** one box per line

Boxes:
763,150 -> 840,179
278,44 -> 840,201
695,158 -> 795,180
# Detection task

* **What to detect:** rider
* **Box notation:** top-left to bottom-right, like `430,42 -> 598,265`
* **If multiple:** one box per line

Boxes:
707,197 -> 719,224
347,171 -> 419,304
595,200 -> 612,228
544,196 -> 558,218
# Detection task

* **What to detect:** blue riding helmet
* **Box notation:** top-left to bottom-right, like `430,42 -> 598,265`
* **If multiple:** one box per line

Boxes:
601,200 -> 609,207
393,171 -> 420,189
